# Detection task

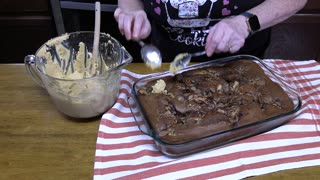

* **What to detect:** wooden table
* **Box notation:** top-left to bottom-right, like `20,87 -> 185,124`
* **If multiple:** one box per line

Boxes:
0,63 -> 319,180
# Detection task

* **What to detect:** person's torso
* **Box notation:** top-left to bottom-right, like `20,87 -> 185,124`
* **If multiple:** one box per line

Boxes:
144,0 -> 265,50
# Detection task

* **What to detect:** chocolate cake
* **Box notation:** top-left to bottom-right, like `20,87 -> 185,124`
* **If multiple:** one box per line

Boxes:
137,60 -> 294,144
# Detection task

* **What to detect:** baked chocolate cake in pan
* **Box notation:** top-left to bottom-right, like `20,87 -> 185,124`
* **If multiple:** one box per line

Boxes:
136,60 -> 294,144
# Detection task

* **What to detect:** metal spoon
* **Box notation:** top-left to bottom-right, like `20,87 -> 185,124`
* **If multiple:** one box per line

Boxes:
138,41 -> 162,69
170,50 -> 206,73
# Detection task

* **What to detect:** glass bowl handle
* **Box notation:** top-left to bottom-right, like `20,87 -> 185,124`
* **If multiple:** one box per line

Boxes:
24,55 -> 45,88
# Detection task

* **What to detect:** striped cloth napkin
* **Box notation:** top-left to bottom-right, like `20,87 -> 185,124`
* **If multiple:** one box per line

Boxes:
94,60 -> 320,180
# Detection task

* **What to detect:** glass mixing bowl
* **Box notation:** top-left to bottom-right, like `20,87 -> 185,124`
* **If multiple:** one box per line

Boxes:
25,31 -> 132,118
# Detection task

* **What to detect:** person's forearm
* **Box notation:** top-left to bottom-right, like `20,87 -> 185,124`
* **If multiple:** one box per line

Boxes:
248,0 -> 308,30
118,0 -> 144,11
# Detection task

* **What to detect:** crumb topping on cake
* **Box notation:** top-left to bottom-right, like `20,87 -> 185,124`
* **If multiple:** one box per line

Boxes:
151,79 -> 167,94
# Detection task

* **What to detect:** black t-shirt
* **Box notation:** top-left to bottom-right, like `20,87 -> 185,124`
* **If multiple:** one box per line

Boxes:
144,0 -> 270,61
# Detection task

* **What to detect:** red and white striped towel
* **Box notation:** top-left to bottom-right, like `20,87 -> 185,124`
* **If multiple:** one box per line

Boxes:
94,60 -> 320,180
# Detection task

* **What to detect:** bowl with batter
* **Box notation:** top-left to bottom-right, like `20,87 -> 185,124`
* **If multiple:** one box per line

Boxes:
25,31 -> 132,118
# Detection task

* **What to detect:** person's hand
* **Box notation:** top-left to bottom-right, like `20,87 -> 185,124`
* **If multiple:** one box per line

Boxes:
114,8 -> 151,41
205,15 -> 250,56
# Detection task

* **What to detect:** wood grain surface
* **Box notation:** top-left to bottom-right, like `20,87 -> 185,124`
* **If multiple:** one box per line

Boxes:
0,63 -> 319,180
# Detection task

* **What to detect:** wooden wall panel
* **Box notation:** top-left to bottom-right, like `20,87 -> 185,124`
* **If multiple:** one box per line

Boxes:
264,0 -> 320,61
0,0 -> 55,63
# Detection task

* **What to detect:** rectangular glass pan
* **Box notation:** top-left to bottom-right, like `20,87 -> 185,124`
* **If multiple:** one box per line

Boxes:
128,55 -> 302,157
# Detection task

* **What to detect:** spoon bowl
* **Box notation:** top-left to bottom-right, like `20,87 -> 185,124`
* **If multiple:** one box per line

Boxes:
139,41 -> 162,69
170,50 -> 206,73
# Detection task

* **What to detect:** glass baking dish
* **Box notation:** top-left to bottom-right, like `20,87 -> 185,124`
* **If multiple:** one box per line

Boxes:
127,55 -> 302,157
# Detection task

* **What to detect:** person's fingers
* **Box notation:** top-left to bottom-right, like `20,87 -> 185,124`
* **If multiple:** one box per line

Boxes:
132,11 -> 151,40
216,29 -> 232,53
228,44 -> 238,54
114,8 -> 121,22
140,21 -> 151,39
132,13 -> 144,40
117,13 -> 125,36
206,16 -> 248,56
227,29 -> 246,54
229,38 -> 245,53
115,10 -> 150,41
123,15 -> 134,40
205,25 -> 216,46
206,25 -> 224,56
140,13 -> 151,39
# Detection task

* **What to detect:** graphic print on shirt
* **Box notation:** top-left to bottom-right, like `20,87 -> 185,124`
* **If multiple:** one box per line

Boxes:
146,0 -> 264,49
164,0 -> 218,28
149,0 -> 238,47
